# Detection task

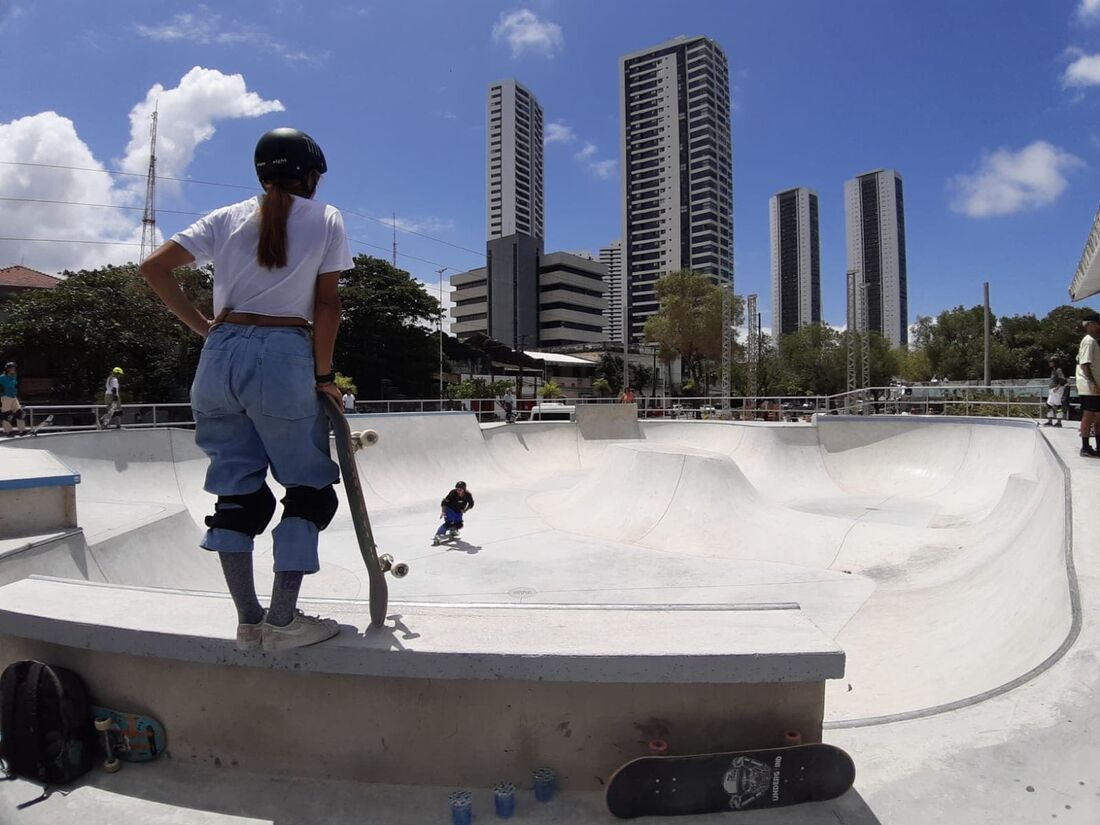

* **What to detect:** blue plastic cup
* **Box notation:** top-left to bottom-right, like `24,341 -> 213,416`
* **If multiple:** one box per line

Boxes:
448,791 -> 472,825
493,782 -> 516,818
532,767 -> 556,802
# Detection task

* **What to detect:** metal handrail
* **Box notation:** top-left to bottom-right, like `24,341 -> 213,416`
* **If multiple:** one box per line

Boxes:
19,384 -> 1060,432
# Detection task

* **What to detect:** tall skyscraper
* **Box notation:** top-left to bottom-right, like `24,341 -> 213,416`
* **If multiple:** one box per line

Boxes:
599,240 -> 624,343
769,188 -> 821,337
487,79 -> 544,241
844,169 -> 909,347
619,35 -> 733,343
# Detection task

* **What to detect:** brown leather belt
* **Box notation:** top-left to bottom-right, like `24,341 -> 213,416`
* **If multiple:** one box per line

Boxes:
221,311 -> 310,328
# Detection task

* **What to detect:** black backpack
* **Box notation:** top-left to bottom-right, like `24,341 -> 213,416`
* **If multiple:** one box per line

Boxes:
1,661 -> 97,806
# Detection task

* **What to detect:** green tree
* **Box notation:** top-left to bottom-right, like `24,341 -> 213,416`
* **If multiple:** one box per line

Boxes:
539,379 -> 564,399
0,263 -> 212,402
642,271 -> 743,390
593,352 -> 624,396
592,377 -> 612,397
336,255 -> 442,399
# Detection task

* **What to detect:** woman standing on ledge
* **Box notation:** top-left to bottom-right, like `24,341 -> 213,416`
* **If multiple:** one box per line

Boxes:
139,128 -> 353,652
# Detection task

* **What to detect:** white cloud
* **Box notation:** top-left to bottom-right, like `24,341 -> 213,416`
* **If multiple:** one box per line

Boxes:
135,4 -> 323,65
491,9 -> 563,59
589,159 -> 618,180
544,121 -> 575,144
0,68 -> 282,273
1079,0 -> 1100,21
572,142 -> 616,180
377,215 -> 456,235
948,140 -> 1084,218
0,2 -> 27,31
1064,52 -> 1100,87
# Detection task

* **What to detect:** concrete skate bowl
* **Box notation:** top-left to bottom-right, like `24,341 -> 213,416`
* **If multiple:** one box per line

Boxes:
0,414 -> 1076,725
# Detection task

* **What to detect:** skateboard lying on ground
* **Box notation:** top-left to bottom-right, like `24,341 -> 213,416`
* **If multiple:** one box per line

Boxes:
605,743 -> 855,818
92,705 -> 166,772
27,414 -> 53,437
320,394 -> 407,627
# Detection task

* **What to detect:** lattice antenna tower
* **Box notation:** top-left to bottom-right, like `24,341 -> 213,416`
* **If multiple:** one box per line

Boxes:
138,104 -> 159,264
860,274 -> 871,391
721,276 -> 733,406
746,293 -> 759,398
846,271 -> 857,393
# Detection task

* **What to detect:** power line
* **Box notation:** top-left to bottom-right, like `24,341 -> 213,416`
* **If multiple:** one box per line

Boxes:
0,234 -> 463,272
0,196 -> 206,218
0,159 -> 486,259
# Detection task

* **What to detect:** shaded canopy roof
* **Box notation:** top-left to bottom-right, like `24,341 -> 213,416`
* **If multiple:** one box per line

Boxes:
460,332 -> 545,370
1069,206 -> 1100,301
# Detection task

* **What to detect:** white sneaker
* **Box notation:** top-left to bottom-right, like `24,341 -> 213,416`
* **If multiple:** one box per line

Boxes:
262,611 -> 340,651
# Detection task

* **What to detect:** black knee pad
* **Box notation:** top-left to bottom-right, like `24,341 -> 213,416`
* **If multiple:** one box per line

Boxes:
0,411 -> 10,424
13,409 -> 25,422
204,483 -> 276,537
281,484 -> 338,531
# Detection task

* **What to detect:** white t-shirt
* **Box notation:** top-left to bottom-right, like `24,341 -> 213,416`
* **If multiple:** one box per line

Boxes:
342,392 -> 356,410
1077,335 -> 1100,396
105,376 -> 119,395
171,195 -> 354,321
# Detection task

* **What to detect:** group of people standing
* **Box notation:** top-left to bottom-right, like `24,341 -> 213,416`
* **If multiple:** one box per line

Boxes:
0,362 -> 124,436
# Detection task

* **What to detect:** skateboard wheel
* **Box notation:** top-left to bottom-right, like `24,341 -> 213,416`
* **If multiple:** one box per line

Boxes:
784,730 -> 802,746
649,739 -> 669,755
362,429 -> 379,445
392,562 -> 410,578
95,717 -> 114,732
103,757 -> 121,773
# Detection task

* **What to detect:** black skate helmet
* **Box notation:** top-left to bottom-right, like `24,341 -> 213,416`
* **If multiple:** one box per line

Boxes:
455,481 -> 467,489
254,128 -> 327,184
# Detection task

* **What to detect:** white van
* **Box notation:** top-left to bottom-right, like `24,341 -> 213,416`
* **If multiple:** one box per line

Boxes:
528,402 -> 576,422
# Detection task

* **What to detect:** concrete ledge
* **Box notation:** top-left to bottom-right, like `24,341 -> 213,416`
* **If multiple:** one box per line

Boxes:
0,577 -> 844,684
0,450 -> 79,537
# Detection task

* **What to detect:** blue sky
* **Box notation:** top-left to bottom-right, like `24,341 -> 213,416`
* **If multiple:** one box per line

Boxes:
2,0 -> 1100,329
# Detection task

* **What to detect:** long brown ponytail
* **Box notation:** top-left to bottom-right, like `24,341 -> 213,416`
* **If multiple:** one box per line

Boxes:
257,171 -> 320,270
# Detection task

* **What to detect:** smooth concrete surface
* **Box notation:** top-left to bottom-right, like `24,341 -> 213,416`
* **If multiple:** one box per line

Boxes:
576,401 -> 641,439
0,415 -> 1071,722
0,761 -> 883,824
0,578 -> 844,683
0,635 -> 827,790
0,414 -> 1093,821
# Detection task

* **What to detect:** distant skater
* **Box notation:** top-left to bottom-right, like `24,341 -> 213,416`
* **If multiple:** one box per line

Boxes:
1045,356 -> 1067,428
0,362 -> 27,437
620,386 -> 635,404
138,127 -> 354,651
342,387 -> 356,414
99,367 -> 124,429
500,386 -> 516,423
433,481 -> 474,545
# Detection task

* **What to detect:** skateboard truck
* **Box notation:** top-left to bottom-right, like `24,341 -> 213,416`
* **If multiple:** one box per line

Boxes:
350,429 -> 379,451
94,716 -> 123,773
378,553 -> 409,578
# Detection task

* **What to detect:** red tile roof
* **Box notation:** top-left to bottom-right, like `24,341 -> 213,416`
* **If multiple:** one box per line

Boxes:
0,266 -> 61,289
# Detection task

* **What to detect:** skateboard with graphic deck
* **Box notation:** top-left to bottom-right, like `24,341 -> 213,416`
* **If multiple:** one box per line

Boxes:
92,705 -> 166,772
27,414 -> 53,437
320,394 -> 407,627
605,743 -> 854,818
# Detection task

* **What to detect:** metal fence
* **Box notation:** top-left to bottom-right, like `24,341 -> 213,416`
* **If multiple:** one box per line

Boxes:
18,384 -> 1059,433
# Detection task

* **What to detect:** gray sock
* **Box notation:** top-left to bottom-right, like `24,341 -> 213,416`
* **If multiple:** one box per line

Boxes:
266,571 -> 305,627
218,553 -> 264,625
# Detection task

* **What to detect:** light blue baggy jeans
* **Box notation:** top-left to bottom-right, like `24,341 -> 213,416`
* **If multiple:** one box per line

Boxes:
190,323 -> 338,573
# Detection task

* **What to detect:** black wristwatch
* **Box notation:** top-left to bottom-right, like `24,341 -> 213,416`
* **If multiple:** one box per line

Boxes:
315,371 -> 336,384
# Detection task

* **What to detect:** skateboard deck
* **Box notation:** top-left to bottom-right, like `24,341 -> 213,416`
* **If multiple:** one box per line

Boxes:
320,393 -> 389,628
605,743 -> 855,818
92,705 -> 166,766
28,414 -> 53,436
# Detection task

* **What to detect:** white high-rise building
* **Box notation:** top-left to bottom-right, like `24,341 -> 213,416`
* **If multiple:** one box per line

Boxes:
487,79 -> 544,241
844,169 -> 909,347
619,35 -> 733,343
769,188 -> 821,337
599,240 -> 624,344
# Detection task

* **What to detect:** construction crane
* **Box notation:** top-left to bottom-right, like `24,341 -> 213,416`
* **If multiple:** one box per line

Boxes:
746,293 -> 759,400
138,105 -> 158,264
721,274 -> 733,408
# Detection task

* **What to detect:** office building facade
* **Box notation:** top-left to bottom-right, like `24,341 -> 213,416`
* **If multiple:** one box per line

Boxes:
619,35 -> 733,343
844,169 -> 909,347
769,188 -> 821,336
599,240 -> 624,344
487,80 -> 544,241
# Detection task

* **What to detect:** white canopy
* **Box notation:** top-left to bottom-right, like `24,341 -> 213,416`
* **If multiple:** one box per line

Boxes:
1069,205 -> 1100,302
